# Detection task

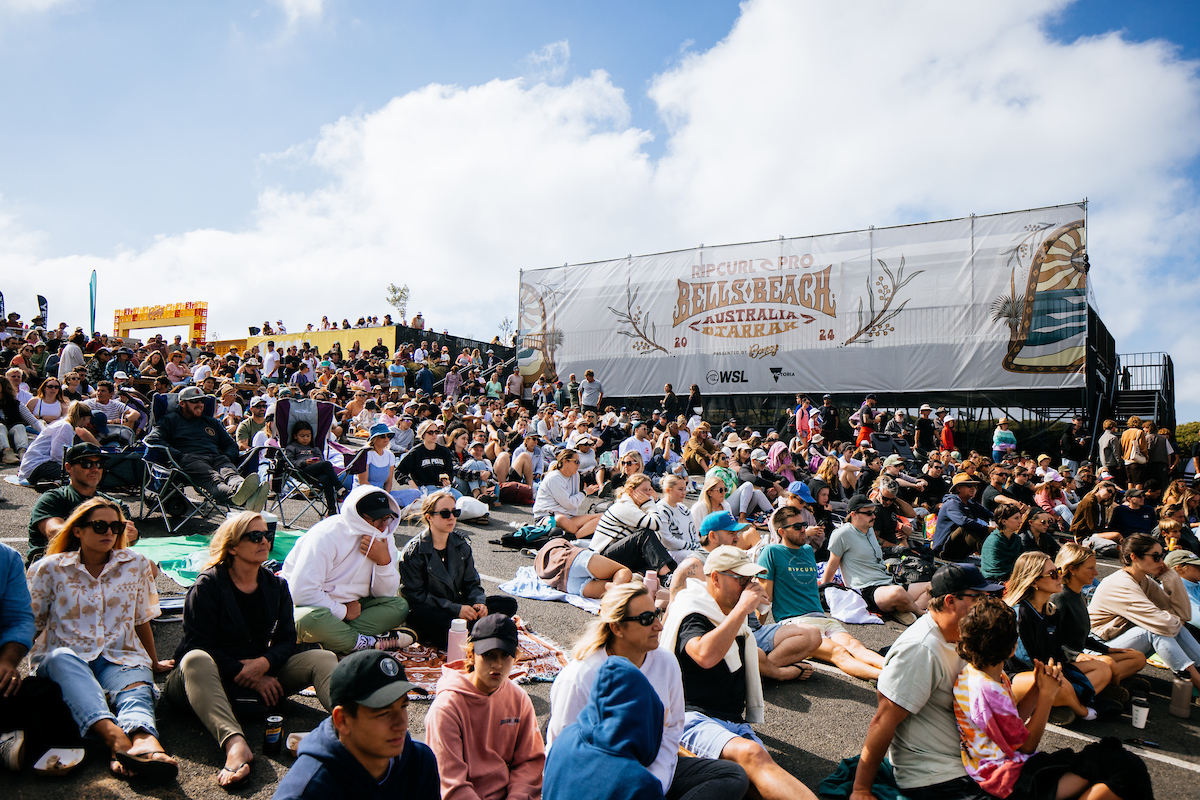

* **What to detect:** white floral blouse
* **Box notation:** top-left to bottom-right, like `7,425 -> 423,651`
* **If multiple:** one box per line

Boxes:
27,549 -> 160,669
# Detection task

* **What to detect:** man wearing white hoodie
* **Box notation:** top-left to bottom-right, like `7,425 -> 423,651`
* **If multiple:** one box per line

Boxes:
282,486 -> 414,654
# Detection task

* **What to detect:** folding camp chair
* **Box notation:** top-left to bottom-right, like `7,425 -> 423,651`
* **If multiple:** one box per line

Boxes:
265,398 -> 359,527
140,392 -> 250,533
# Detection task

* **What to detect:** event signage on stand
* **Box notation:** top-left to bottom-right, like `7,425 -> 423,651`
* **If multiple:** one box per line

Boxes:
517,203 -> 1089,397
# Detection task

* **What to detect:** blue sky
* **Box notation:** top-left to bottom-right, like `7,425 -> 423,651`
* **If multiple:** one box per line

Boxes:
2,1 -> 1200,416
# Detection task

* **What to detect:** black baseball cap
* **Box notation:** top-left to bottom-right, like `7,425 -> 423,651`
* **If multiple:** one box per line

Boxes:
846,494 -> 878,514
469,613 -> 519,657
356,492 -> 397,520
65,443 -> 109,464
330,651 -> 415,709
930,563 -> 1003,598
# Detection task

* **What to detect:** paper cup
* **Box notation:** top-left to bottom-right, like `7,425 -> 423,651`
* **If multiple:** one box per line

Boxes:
1131,697 -> 1149,729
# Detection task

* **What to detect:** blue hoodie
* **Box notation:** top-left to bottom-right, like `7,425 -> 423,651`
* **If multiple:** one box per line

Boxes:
544,657 -> 665,800
271,717 -> 439,800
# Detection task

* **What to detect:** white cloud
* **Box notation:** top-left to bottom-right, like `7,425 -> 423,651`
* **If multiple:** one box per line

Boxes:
0,0 -> 75,12
270,0 -> 324,28
3,0 -> 1200,414
521,40 -> 571,84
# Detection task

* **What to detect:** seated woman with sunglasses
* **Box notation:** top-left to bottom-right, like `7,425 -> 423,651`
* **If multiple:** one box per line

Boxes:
533,448 -> 604,539
28,497 -> 179,782
167,511 -> 339,788
590,475 -> 678,584
704,447 -> 738,494
26,377 -> 64,424
547,581 -> 749,800
1089,533 -> 1200,696
399,491 -> 518,649
1003,552 -> 1116,726
598,449 -> 644,497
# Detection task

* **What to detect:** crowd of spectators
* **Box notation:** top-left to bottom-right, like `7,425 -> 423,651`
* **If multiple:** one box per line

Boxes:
0,310 -> 1189,798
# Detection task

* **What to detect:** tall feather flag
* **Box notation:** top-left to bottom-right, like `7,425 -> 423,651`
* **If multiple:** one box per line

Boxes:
90,271 -> 97,335
37,295 -> 48,324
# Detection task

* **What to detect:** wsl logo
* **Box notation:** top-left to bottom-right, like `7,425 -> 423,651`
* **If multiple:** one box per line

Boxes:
706,369 -> 748,385
769,367 -> 795,383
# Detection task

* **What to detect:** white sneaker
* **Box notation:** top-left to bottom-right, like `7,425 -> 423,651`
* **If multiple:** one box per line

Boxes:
0,730 -> 25,772
891,611 -> 918,626
0,449 -> 17,465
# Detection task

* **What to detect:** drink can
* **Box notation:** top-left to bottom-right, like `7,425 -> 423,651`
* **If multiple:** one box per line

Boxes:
264,715 -> 284,754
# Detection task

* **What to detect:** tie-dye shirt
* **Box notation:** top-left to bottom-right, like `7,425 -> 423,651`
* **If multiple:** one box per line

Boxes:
952,663 -> 1031,798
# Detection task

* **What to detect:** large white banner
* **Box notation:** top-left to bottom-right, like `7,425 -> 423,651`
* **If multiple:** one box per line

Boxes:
518,204 -> 1089,397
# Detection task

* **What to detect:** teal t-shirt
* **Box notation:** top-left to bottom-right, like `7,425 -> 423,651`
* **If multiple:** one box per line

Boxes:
979,530 -> 1024,582
757,542 -> 824,620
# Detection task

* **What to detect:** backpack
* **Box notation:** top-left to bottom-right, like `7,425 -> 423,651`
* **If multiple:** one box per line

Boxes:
495,515 -> 562,549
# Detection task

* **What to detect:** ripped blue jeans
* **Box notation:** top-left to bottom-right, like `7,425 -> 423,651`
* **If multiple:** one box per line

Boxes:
37,647 -> 159,739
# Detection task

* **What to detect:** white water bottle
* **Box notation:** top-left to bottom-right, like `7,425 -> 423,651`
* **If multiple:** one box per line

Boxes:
643,572 -> 660,598
447,618 -> 468,664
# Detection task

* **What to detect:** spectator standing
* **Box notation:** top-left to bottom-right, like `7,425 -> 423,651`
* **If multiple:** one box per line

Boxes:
578,369 -> 603,414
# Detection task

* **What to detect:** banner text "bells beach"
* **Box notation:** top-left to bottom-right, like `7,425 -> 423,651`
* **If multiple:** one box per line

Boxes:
671,267 -> 836,327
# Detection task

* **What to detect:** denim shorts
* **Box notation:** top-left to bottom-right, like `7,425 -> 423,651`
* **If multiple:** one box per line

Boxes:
566,550 -> 596,595
752,622 -> 783,654
680,711 -> 763,760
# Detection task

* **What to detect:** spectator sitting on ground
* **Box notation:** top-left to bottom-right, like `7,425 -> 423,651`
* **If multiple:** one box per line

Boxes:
389,413 -> 416,454
395,419 -> 462,502
979,504 -> 1026,583
86,380 -> 141,445
1110,488 -> 1156,538
851,563 -> 1001,799
1051,543 -> 1150,697
281,487 -> 414,655
653,475 -> 702,563
822,494 -> 932,626
503,430 -> 548,488
1018,509 -> 1061,559
931,473 -> 993,560
1089,533 -> 1200,696
591,474 -> 677,585
271,650 -> 439,800
17,403 -> 105,485
143,386 -> 268,510
26,442 -> 138,565
547,581 -> 749,800
25,376 -> 64,424
169,511 -> 339,788
398,491 -> 518,649
1069,480 -> 1123,548
0,372 -> 41,464
690,474 -> 732,527
28,498 -> 179,782
952,596 -> 1152,800
533,447 -> 603,539
661,545 -> 820,800
424,613 -> 545,800
215,383 -> 244,436
758,505 -> 886,681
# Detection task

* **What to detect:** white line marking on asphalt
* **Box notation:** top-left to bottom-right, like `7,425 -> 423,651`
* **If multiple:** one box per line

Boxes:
0,538 -> 24,543
479,573 -> 502,584
1045,724 -> 1200,773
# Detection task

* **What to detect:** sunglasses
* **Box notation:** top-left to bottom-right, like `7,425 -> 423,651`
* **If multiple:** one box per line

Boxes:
779,522 -> 807,531
432,508 -> 463,519
84,520 -> 124,536
622,608 -> 666,626
242,529 -> 275,544
73,459 -> 105,470
858,510 -> 877,517
1040,568 -> 1061,579
1145,552 -> 1164,563
621,460 -> 640,466
719,571 -> 753,586
712,486 -> 727,493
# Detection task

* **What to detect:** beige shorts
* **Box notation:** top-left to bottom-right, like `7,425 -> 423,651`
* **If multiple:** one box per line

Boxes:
784,614 -> 847,638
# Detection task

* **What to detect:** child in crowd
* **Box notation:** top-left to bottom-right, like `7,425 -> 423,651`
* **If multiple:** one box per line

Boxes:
953,596 -> 1151,800
285,421 -> 345,513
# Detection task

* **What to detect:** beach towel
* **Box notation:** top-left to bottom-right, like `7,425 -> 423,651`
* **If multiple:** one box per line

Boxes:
131,531 -> 305,587
498,565 -> 601,614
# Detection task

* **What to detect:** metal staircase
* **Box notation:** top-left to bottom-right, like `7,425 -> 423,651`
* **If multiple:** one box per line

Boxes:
1112,352 -> 1175,429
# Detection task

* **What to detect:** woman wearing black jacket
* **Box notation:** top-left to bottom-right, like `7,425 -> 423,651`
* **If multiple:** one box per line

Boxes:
165,511 -> 338,788
398,492 -> 517,648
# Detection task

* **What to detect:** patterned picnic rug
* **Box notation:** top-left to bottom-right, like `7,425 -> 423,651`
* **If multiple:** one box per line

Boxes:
399,617 -> 568,698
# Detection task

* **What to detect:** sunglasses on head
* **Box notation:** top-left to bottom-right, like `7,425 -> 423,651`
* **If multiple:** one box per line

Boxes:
622,608 -> 666,626
433,508 -> 463,519
242,529 -> 275,544
84,520 -> 124,536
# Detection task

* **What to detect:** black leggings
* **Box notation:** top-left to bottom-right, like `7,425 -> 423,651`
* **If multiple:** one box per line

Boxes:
599,529 -> 677,577
299,460 -> 342,512
405,595 -> 519,650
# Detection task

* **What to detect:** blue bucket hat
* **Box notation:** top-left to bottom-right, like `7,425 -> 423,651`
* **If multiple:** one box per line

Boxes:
368,422 -> 395,442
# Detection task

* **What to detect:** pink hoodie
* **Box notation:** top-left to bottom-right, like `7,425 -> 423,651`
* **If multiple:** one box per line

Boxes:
423,666 -> 545,800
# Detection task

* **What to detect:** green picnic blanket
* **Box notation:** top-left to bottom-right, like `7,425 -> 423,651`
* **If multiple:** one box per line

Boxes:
132,531 -> 305,587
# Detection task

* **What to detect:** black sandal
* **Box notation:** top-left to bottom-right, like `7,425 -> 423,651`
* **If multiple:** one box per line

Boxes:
218,761 -> 253,789
114,750 -> 180,783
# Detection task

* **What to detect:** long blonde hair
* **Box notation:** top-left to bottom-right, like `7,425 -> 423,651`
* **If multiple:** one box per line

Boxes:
1055,542 -> 1095,586
202,510 -> 266,570
616,473 -> 652,501
571,581 -> 650,660
695,474 -> 727,517
47,497 -> 128,555
1003,551 -> 1057,613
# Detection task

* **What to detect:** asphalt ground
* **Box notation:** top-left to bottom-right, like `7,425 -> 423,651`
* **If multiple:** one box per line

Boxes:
1,464 -> 1199,799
